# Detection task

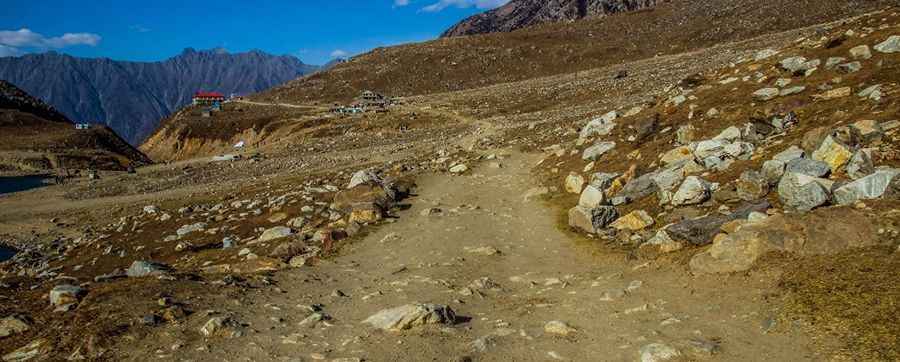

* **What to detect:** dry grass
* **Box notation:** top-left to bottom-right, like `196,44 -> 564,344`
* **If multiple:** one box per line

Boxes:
778,247 -> 900,360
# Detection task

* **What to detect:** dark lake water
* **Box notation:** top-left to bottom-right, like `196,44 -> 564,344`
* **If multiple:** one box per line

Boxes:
0,176 -> 49,195
0,246 -> 14,262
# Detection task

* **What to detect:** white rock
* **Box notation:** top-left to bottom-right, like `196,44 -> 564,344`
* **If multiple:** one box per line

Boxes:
449,164 -> 469,174
640,343 -> 682,362
258,226 -> 294,242
363,304 -> 456,331
578,185 -> 606,208
874,35 -> 900,53
544,321 -> 577,336
672,176 -> 711,206
582,142 -> 616,161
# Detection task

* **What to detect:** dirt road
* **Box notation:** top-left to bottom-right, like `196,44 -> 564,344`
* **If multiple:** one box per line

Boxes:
116,150 -> 829,361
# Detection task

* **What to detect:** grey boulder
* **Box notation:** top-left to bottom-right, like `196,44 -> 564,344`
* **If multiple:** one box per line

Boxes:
832,169 -> 900,205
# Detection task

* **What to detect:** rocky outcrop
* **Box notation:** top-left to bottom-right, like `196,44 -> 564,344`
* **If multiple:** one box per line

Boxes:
690,209 -> 880,274
442,0 -> 662,37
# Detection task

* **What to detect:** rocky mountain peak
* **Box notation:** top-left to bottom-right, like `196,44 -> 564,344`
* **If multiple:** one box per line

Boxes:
442,0 -> 662,37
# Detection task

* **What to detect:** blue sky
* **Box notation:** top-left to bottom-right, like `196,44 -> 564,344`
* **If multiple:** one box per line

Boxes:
0,0 -> 508,65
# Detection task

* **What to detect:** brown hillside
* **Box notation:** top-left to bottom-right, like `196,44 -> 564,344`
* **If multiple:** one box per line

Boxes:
258,0 -> 899,105
0,81 -> 151,174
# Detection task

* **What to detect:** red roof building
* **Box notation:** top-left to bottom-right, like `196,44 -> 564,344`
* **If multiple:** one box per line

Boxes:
192,91 -> 226,106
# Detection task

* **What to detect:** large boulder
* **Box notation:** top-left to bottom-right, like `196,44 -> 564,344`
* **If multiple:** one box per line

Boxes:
0,316 -> 31,338
126,261 -> 172,278
832,169 -> 900,205
619,172 -> 659,202
667,202 -> 769,246
578,185 -> 606,208
652,166 -> 686,205
811,135 -> 852,173
660,145 -> 696,166
565,173 -> 586,194
850,119 -> 884,144
671,176 -> 712,206
736,170 -> 769,201
580,111 -> 618,139
258,226 -> 294,242
334,184 -> 395,212
363,304 -> 456,331
874,35 -> 900,53
846,149 -> 875,180
610,210 -> 654,231
694,140 -> 729,160
582,142 -> 616,161
753,88 -> 780,101
777,173 -> 832,212
690,209 -> 879,274
348,170 -> 381,189
785,158 -> 831,178
569,206 -> 618,233
49,285 -> 85,308
590,172 -> 620,191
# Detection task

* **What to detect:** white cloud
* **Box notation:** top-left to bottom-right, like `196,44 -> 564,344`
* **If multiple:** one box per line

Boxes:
394,0 -> 410,6
0,28 -> 101,56
421,0 -> 508,12
330,49 -> 349,58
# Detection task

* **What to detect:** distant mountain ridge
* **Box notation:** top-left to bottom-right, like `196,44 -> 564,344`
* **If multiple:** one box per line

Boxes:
442,0 -> 662,37
0,48 -> 319,144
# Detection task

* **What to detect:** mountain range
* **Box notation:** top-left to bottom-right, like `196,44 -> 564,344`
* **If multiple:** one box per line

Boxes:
0,48 -> 318,144
442,0 -> 662,37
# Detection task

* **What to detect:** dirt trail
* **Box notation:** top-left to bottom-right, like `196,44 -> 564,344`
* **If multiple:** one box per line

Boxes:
119,150 -> 829,361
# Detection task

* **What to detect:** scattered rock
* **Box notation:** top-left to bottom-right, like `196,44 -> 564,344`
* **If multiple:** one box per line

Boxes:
640,343 -> 681,362
578,185 -> 606,208
786,158 -> 831,178
580,112 -> 618,139
874,35 -> 900,53
667,202 -> 769,246
0,316 -> 30,338
660,145 -> 695,166
676,125 -> 696,145
363,304 -> 456,331
849,45 -> 872,59
736,170 -> 769,201
671,176 -> 712,206
450,164 -> 469,174
564,173 -> 585,194
176,222 -> 207,237
846,149 -> 875,180
258,226 -> 294,242
777,172 -> 832,212
833,169 -> 900,205
2,339 -> 49,361
348,170 -> 381,189
568,206 -> 618,233
610,210 -> 654,231
582,142 -> 616,161
126,261 -> 172,278
465,246 -> 501,256
200,317 -> 243,338
641,230 -> 684,253
752,88 -> 779,101
811,135 -> 852,173
850,119 -> 884,143
690,210 -> 878,274
544,321 -> 576,336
